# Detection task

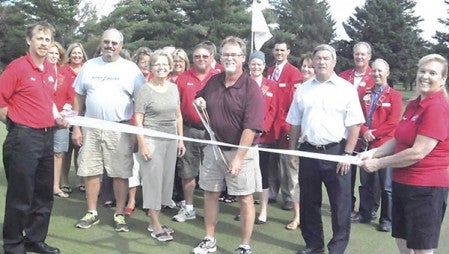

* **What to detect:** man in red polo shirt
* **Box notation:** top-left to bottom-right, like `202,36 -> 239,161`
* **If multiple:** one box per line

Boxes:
0,21 -> 62,254
267,41 -> 302,210
173,42 -> 219,223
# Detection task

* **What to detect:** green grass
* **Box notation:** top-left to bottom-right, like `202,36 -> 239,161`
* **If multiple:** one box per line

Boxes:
1,89 -> 449,254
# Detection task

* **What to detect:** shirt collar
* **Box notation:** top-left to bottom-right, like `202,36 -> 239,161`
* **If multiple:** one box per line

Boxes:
418,90 -> 447,107
311,72 -> 339,85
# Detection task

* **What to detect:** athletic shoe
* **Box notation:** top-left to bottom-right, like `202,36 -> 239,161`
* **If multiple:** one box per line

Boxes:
192,238 -> 217,254
75,212 -> 99,229
173,207 -> 196,222
236,246 -> 252,254
114,214 -> 129,232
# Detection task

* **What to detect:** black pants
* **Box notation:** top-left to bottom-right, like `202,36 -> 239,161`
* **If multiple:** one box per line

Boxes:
358,167 -> 392,223
3,125 -> 54,253
299,142 -> 351,254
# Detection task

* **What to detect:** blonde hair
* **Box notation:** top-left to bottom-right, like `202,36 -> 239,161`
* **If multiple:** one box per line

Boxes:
172,48 -> 190,70
150,49 -> 174,70
413,54 -> 449,100
49,41 -> 65,66
65,42 -> 88,64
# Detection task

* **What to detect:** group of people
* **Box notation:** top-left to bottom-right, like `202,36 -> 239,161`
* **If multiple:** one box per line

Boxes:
0,21 -> 448,254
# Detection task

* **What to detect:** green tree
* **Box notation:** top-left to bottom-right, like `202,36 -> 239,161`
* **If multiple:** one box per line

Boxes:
85,0 -> 252,57
341,0 -> 427,89
15,0 -> 89,46
269,0 -> 335,66
180,0 -> 251,53
0,3 -> 27,70
433,0 -> 449,61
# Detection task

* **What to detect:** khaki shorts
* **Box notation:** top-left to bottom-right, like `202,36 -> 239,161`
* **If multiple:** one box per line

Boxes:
199,145 -> 261,196
177,125 -> 206,179
77,128 -> 135,178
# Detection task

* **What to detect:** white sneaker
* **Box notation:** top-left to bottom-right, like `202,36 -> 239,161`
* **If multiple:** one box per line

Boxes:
193,238 -> 217,254
173,207 -> 196,222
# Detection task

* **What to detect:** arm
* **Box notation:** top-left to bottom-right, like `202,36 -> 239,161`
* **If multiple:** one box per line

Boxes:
176,106 -> 186,157
288,124 -> 301,170
135,112 -> 152,160
228,128 -> 256,177
71,94 -> 85,146
0,106 -> 8,124
337,124 -> 361,175
361,135 -> 438,172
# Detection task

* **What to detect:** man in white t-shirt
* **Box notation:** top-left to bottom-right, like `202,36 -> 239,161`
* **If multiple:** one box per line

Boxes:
72,28 -> 145,232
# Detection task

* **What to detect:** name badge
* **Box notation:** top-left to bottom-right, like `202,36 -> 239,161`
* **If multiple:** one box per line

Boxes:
187,82 -> 194,86
381,103 -> 391,107
279,83 -> 286,87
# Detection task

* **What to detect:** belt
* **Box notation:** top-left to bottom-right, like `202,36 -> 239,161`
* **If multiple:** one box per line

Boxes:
7,119 -> 53,133
302,140 -> 342,151
184,122 -> 205,130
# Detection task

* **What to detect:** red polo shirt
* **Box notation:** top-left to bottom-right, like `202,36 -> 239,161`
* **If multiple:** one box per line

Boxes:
177,67 -> 219,127
0,53 -> 56,128
55,65 -> 76,111
197,72 -> 264,145
393,90 -> 449,187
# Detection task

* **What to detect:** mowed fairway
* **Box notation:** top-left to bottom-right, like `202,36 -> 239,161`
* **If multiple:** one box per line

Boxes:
1,90 -> 448,254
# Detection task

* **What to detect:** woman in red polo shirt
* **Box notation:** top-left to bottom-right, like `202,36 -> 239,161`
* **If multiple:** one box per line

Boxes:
359,54 -> 449,254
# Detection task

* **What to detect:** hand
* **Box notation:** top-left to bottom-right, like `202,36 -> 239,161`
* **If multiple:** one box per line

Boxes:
363,129 -> 376,142
288,155 -> 299,171
72,126 -> 83,146
194,97 -> 206,110
177,140 -> 186,157
55,117 -> 70,128
359,158 -> 381,173
336,154 -> 352,175
228,156 -> 244,177
356,148 -> 377,163
140,144 -> 152,161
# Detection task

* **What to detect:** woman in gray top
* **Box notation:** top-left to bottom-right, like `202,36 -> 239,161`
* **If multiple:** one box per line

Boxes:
134,50 -> 185,242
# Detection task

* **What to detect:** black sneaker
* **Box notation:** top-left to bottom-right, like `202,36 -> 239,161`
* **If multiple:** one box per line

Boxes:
75,212 -> 100,229
114,214 -> 129,232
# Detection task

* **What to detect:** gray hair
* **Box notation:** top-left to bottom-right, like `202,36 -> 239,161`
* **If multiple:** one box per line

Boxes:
353,42 -> 372,55
372,58 -> 390,72
313,44 -> 337,61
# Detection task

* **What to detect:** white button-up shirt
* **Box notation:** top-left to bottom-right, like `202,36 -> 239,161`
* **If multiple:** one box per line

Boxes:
286,73 -> 365,145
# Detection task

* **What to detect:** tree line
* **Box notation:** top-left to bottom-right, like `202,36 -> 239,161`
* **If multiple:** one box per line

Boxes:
1,0 -> 449,89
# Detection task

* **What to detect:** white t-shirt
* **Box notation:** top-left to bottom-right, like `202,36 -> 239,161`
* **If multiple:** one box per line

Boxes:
74,57 -> 145,121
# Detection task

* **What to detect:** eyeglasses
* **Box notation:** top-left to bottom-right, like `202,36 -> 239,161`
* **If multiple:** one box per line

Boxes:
194,54 -> 210,59
152,63 -> 170,68
221,53 -> 243,58
103,40 -> 119,46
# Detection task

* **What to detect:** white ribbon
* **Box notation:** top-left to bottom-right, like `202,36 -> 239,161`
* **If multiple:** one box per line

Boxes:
67,116 -> 360,165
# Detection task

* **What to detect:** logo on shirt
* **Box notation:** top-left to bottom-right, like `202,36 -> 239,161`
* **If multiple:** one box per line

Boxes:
411,115 -> 419,121
187,82 -> 194,86
48,76 -> 55,83
359,81 -> 366,87
30,77 -> 36,81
